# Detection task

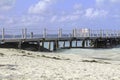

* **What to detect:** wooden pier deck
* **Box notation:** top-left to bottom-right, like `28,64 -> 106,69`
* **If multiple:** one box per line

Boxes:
0,28 -> 120,51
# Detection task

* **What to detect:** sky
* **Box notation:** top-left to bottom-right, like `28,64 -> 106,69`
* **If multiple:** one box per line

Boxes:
0,0 -> 120,30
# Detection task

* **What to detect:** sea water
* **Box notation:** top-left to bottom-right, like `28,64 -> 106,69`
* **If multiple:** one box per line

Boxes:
43,41 -> 120,61
57,48 -> 120,62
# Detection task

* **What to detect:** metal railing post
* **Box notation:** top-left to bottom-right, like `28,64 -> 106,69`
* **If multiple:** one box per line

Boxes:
22,28 -> 27,39
74,28 -> 77,37
43,28 -> 46,38
30,32 -> 33,39
72,29 -> 74,37
58,28 -> 62,38
22,29 -> 24,39
88,29 -> 90,37
100,29 -> 102,37
24,28 -> 27,39
72,28 -> 77,37
2,28 -> 5,40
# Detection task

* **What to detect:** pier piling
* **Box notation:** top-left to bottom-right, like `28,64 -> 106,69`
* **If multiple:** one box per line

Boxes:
70,40 -> 72,48
82,40 -> 85,48
53,41 -> 57,51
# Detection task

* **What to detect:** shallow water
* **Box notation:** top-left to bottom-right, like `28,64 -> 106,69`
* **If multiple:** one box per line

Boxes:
43,41 -> 120,61
56,48 -> 120,61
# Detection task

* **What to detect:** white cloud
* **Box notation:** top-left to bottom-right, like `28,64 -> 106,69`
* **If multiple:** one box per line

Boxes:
58,14 -> 80,22
49,14 -> 80,23
49,3 -> 84,23
28,0 -> 55,14
0,0 -> 16,11
85,8 -> 108,18
15,15 -> 45,27
0,15 -> 45,28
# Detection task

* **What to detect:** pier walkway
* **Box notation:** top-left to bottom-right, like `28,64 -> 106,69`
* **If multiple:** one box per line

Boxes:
0,28 -> 120,51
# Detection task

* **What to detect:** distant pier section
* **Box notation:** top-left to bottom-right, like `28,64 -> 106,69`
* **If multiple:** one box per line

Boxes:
0,28 -> 120,52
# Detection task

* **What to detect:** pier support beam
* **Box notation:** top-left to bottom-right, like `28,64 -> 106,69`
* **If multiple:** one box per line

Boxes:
86,40 -> 88,47
18,41 -> 22,49
82,40 -> 85,48
55,40 -> 59,48
63,41 -> 65,48
70,40 -> 72,48
94,39 -> 98,48
42,40 -> 44,48
37,41 -> 40,51
48,42 -> 51,51
76,40 -> 77,47
53,41 -> 57,51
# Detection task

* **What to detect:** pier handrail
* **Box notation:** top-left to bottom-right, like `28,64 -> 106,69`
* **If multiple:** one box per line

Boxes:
0,28 -> 120,40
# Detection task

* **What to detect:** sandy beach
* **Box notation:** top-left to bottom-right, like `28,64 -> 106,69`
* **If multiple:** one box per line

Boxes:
0,48 -> 120,80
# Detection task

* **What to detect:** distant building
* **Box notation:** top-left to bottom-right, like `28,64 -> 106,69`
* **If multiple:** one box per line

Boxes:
79,28 -> 90,37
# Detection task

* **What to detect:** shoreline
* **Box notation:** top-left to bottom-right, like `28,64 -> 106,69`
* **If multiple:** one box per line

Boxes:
0,48 -> 120,80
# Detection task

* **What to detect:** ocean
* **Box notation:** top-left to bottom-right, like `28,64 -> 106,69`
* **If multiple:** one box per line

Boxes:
56,47 -> 120,61
41,39 -> 120,62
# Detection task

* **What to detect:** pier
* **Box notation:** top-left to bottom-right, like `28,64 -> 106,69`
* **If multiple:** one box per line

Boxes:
0,28 -> 120,52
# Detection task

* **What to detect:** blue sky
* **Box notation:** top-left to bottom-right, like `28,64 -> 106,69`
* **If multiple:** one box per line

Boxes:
0,0 -> 120,30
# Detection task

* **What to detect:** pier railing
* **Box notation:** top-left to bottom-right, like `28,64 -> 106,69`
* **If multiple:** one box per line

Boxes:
0,28 -> 120,39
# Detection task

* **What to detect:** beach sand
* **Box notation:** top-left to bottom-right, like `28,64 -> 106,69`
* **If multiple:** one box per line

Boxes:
0,48 -> 120,80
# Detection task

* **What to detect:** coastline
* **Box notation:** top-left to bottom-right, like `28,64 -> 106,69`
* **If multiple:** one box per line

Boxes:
0,48 -> 120,80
